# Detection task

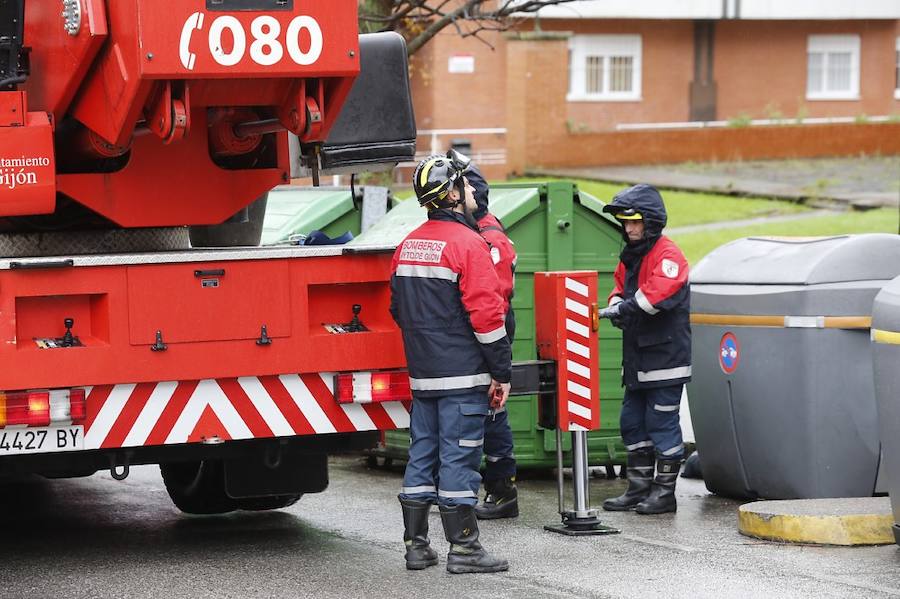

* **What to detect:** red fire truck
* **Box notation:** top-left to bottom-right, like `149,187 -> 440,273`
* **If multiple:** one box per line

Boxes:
0,0 -> 419,513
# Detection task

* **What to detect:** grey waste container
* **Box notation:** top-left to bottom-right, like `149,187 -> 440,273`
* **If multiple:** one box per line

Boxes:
689,234 -> 900,500
872,276 -> 900,545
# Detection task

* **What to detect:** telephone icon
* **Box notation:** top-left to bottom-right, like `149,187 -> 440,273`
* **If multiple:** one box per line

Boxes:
179,12 -> 205,71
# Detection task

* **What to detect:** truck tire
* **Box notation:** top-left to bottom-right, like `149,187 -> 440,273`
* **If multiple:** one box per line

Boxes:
159,460 -> 237,515
0,227 -> 190,259
234,494 -> 302,511
188,194 -> 268,248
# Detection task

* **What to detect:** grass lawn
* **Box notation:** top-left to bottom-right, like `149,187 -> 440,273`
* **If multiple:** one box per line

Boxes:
397,177 -> 810,228
671,208 -> 900,265
393,176 -> 897,265
507,178 -> 810,228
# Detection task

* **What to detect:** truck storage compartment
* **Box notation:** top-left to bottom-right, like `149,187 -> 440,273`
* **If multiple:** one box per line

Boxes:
16,293 -> 110,349
307,281 -> 392,336
127,260 -> 292,345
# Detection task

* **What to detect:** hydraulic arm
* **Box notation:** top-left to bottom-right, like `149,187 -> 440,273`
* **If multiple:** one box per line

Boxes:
1,0 -> 365,229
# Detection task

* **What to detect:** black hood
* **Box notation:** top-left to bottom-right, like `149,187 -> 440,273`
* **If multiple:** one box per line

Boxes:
465,164 -> 490,220
601,184 -> 667,242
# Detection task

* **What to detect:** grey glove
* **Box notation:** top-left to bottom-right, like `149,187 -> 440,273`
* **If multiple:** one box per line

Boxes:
597,303 -> 622,320
610,314 -> 626,330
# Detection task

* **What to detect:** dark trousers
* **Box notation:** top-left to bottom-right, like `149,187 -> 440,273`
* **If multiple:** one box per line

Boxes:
483,407 -> 516,480
620,384 -> 684,460
399,391 -> 490,506
483,320 -> 516,481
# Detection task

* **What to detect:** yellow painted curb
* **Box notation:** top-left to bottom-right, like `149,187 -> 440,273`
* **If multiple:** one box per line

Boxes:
738,498 -> 895,546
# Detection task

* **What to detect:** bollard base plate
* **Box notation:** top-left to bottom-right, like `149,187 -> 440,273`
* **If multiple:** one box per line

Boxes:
544,522 -> 620,536
545,511 -> 620,536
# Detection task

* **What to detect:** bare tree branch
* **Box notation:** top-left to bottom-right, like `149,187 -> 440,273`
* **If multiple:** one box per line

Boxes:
404,0 -> 479,54
358,0 -> 579,55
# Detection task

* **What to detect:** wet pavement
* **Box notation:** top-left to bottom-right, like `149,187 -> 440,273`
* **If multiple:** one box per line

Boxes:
537,156 -> 900,209
1,456 -> 899,598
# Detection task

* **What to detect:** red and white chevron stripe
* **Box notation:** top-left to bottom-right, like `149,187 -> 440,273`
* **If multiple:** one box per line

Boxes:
82,373 -> 411,450
563,277 -> 595,431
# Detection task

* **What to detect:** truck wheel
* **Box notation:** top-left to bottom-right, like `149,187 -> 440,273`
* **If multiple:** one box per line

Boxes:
188,194 -> 268,248
159,460 -> 237,515
234,494 -> 302,511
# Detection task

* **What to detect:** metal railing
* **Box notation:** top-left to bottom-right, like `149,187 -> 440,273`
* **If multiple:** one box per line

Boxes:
615,115 -> 897,131
398,128 -> 508,169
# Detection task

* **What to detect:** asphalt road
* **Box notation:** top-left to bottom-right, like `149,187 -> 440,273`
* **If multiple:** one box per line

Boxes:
2,456 -> 899,599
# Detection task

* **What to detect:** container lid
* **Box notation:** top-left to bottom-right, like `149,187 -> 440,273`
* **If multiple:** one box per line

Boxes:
691,234 -> 900,285
350,185 -> 542,247
261,186 -> 357,245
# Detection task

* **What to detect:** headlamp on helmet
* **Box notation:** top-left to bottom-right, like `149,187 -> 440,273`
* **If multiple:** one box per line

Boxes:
613,208 -> 643,221
446,148 -> 472,174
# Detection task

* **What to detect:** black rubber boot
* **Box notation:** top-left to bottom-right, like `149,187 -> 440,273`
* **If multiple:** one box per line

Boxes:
635,458 -> 681,515
400,498 -> 439,570
474,477 -> 519,520
602,449 -> 654,511
439,504 -> 509,574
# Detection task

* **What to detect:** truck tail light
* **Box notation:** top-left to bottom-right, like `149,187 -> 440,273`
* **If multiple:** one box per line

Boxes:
68,389 -> 86,424
0,388 -> 86,427
0,391 -> 51,427
335,371 -> 411,404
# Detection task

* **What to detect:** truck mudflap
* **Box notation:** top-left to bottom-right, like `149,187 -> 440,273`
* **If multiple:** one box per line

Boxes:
83,373 -> 411,451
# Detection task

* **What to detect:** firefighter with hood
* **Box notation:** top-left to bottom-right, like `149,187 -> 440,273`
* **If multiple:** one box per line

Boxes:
450,153 -> 520,520
391,154 -> 512,573
596,184 -> 691,514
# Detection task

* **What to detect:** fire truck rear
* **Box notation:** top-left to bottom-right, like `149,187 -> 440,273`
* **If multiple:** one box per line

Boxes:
0,0 -> 416,513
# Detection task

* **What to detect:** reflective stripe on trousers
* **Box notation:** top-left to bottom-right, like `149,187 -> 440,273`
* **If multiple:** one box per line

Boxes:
626,440 -> 654,451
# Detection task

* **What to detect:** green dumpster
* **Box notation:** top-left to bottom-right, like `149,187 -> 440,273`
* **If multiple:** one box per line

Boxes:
261,186 -> 364,245
351,181 -> 628,469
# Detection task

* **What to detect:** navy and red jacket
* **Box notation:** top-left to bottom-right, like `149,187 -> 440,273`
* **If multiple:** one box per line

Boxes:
603,185 -> 691,391
390,209 -> 512,398
610,235 -> 691,390
477,213 -> 517,342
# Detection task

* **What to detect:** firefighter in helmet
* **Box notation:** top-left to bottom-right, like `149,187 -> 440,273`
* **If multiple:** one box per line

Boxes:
391,154 -> 512,573
597,184 -> 691,514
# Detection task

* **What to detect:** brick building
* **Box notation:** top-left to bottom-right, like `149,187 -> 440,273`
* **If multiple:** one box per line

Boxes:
407,0 -> 900,178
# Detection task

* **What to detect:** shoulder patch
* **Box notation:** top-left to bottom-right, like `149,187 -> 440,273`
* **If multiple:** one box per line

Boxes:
662,258 -> 679,279
399,239 -> 447,264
